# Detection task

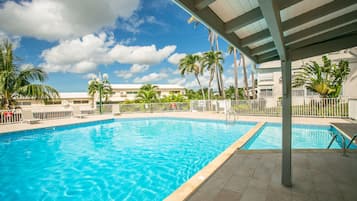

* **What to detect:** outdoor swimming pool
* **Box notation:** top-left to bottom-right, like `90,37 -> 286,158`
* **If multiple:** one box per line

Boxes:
242,123 -> 356,150
0,118 -> 256,201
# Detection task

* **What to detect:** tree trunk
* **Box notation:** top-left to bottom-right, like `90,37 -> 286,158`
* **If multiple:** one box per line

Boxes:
195,75 -> 205,100
242,55 -> 249,99
233,48 -> 240,101
251,63 -> 256,99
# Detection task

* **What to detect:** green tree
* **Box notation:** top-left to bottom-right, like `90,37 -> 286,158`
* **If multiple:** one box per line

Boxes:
136,84 -> 159,103
88,73 -> 113,106
201,51 -> 224,101
292,56 -> 350,98
178,54 -> 205,99
0,40 -> 59,109
161,93 -> 186,103
225,85 -> 244,100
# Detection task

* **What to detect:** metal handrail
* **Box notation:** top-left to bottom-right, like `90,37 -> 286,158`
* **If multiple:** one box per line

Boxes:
346,134 -> 357,149
327,134 -> 338,149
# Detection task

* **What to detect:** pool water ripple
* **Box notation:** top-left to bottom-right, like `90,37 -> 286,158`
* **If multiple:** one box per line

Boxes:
0,118 -> 255,201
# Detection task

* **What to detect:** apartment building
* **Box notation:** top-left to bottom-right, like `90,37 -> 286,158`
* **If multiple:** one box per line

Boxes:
256,48 -> 357,107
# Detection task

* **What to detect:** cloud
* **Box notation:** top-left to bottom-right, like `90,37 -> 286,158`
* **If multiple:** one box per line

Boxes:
168,53 -> 186,65
168,78 -> 186,86
40,33 -> 113,73
115,64 -> 149,79
109,44 -> 176,65
133,72 -> 168,83
40,33 -> 176,73
0,0 -> 140,41
0,31 -> 21,49
84,73 -> 98,80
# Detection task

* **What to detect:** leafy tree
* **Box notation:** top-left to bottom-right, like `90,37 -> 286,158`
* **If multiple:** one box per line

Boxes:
88,73 -> 113,107
0,40 -> 59,109
136,84 -> 159,103
160,93 -> 186,103
292,56 -> 350,98
201,51 -> 224,101
225,86 -> 244,100
178,54 -> 205,99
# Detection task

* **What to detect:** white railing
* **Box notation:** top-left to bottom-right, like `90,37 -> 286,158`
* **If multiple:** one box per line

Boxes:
191,97 -> 349,118
349,98 -> 357,120
0,110 -> 22,124
118,102 -> 190,113
33,111 -> 73,120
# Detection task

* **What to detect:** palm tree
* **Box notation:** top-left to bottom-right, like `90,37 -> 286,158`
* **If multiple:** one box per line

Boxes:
0,40 -> 59,109
88,73 -> 113,102
292,56 -> 350,98
240,54 -> 249,99
251,64 -> 257,99
188,16 -> 225,98
227,45 -> 241,101
178,54 -> 205,99
201,51 -> 224,101
136,84 -> 159,103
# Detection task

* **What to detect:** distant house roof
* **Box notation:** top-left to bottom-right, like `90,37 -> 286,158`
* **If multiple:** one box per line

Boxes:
110,84 -> 185,90
59,92 -> 90,99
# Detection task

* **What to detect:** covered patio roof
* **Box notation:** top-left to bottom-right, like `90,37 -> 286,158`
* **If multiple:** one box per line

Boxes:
173,0 -> 357,187
174,0 -> 357,64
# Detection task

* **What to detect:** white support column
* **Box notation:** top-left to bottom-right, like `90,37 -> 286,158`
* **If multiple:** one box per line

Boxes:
281,59 -> 292,186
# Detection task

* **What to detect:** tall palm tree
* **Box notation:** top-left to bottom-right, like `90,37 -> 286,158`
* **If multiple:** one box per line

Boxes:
227,45 -> 241,101
88,73 -> 113,108
292,56 -> 350,98
136,84 -> 159,103
241,54 -> 249,99
251,64 -> 257,99
178,54 -> 205,99
188,16 -> 225,98
201,51 -> 224,101
0,40 -> 59,109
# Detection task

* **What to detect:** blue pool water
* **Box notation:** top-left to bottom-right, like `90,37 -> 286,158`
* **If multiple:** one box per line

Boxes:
0,118 -> 256,201
242,123 -> 356,150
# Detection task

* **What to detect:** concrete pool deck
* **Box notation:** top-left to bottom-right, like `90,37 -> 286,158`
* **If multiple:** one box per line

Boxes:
185,150 -> 357,201
1,112 -> 356,201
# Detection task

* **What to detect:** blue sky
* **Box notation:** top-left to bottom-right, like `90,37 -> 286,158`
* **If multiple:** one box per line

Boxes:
0,0 -> 254,92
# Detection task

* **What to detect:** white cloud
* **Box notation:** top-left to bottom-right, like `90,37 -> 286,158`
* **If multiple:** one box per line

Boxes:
109,44 -> 176,65
133,72 -> 168,83
115,64 -> 149,79
40,33 -> 113,73
84,73 -> 98,80
130,64 -> 149,73
40,33 -> 175,74
0,0 -> 140,41
0,31 -> 21,49
168,78 -> 186,86
168,53 -> 186,65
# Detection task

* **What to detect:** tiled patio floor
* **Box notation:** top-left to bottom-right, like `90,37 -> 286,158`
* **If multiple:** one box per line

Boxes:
187,150 -> 357,201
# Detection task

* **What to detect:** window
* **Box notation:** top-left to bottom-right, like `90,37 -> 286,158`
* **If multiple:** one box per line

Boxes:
306,89 -> 319,97
292,89 -> 304,96
126,91 -> 137,94
73,100 -> 89,104
258,73 -> 273,82
260,89 -> 273,97
170,91 -> 180,94
44,100 -> 61,105
17,102 -> 31,106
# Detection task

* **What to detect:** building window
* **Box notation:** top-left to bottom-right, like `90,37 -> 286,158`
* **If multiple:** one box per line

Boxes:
306,89 -> 319,96
73,100 -> 89,104
126,91 -> 137,94
17,102 -> 31,106
170,91 -> 180,94
292,89 -> 304,96
44,100 -> 62,105
260,89 -> 273,97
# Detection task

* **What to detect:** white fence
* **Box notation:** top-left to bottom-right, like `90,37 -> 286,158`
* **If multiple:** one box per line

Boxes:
191,97 -> 349,118
0,98 -> 354,125
349,98 -> 357,120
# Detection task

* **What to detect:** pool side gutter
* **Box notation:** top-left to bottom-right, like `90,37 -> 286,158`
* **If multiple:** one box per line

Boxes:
164,122 -> 265,201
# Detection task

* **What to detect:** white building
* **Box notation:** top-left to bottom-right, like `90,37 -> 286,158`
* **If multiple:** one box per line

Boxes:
109,84 -> 185,102
256,48 -> 357,107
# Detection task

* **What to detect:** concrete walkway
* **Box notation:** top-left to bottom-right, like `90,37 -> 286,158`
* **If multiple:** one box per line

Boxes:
187,150 -> 357,201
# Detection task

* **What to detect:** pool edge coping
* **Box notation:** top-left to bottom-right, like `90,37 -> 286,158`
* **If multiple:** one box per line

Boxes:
164,121 -> 266,201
